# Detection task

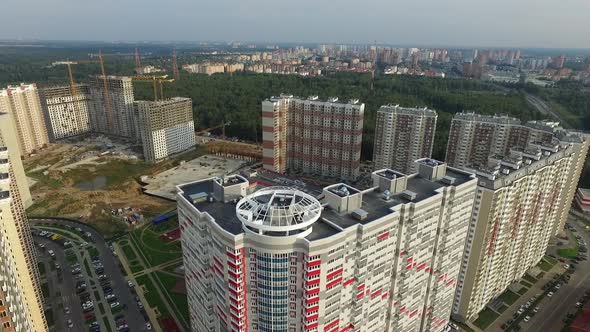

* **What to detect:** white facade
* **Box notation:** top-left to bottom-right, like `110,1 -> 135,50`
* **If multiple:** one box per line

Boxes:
178,160 -> 477,332
0,84 -> 49,156
41,84 -> 91,140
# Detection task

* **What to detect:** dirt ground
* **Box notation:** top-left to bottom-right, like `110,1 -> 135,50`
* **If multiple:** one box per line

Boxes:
25,142 -> 176,238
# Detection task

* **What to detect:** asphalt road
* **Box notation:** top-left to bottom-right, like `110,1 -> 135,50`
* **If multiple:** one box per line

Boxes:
522,218 -> 590,332
32,218 -> 150,332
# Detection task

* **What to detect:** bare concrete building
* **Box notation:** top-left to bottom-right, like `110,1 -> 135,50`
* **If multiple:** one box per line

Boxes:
41,84 -> 92,140
135,98 -> 196,163
88,76 -> 135,139
373,105 -> 437,174
262,94 -> 364,181
0,84 -> 49,156
0,112 -> 48,332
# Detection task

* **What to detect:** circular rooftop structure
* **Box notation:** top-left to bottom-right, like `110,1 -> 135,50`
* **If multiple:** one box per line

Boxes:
236,187 -> 322,234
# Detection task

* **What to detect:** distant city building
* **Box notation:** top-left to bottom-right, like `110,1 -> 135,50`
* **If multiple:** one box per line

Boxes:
453,134 -> 588,322
262,94 -> 364,181
88,76 -> 135,139
178,159 -> 477,332
0,112 -> 48,332
576,188 -> 590,214
135,97 -> 195,163
41,84 -> 92,140
0,84 -> 49,156
373,105 -> 437,174
552,55 -> 566,69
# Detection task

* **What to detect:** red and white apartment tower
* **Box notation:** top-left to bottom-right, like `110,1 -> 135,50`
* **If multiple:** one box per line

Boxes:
178,159 -> 477,332
261,95 -> 364,181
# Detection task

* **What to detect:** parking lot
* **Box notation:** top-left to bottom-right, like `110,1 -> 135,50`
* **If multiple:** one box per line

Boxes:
32,219 -> 153,332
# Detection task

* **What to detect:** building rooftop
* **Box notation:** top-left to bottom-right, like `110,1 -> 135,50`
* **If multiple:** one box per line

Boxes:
379,104 -> 437,117
177,165 -> 474,240
267,94 -> 363,106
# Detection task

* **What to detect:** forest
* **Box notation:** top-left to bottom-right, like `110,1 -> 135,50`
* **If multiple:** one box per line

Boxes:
1,45 -> 589,186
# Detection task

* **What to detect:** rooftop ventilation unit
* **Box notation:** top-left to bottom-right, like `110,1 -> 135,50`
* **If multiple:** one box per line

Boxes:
382,190 -> 391,201
400,190 -> 417,201
501,168 -> 510,175
441,176 -> 456,185
352,209 -> 368,221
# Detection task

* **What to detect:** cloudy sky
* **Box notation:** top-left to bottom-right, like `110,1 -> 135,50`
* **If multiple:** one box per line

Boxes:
1,0 -> 589,48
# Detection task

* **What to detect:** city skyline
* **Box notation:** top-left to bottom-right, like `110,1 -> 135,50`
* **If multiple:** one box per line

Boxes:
1,0 -> 590,49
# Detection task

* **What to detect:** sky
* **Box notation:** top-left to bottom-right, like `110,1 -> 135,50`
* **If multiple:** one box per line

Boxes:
1,0 -> 589,49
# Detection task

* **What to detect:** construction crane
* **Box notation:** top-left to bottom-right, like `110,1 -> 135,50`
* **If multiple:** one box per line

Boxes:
131,75 -> 174,101
171,48 -> 180,81
196,121 -> 231,138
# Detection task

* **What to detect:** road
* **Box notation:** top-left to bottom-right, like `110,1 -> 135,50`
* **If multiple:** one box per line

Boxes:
522,217 -> 590,332
524,93 -> 569,125
32,218 -> 150,332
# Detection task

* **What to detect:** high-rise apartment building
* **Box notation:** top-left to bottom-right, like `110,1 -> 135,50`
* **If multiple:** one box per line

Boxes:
445,112 -> 589,235
0,113 -> 48,332
262,95 -> 364,181
0,84 -> 49,156
373,105 -> 437,174
445,113 -> 556,170
88,76 -> 135,139
41,84 -> 92,140
178,159 -> 477,332
452,137 -> 587,322
135,98 -> 196,163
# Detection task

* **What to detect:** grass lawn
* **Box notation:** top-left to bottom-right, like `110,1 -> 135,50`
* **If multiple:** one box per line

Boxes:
518,287 -> 529,295
38,261 -> 46,276
558,248 -> 579,259
41,282 -> 50,298
499,290 -> 520,305
103,317 -> 113,332
497,304 -> 508,313
44,308 -> 54,326
88,246 -> 100,257
136,274 -> 170,316
521,281 -> 532,288
98,302 -> 105,315
154,272 -> 189,329
121,244 -> 137,261
523,275 -> 537,284
132,226 -> 182,267
65,250 -> 78,264
83,258 -> 93,276
538,257 -> 555,272
473,308 -> 500,330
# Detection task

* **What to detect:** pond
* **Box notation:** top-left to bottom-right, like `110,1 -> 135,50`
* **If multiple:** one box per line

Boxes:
74,176 -> 107,191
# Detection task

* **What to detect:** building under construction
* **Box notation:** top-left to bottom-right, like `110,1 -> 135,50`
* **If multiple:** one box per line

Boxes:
88,75 -> 136,140
41,84 -> 92,141
135,97 -> 195,163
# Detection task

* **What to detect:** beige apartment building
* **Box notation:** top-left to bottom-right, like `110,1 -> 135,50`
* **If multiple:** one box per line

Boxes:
41,84 -> 92,140
88,76 -> 135,139
135,98 -> 196,163
373,105 -> 437,174
0,84 -> 49,156
0,113 -> 48,332
452,129 -> 590,322
262,94 -> 364,181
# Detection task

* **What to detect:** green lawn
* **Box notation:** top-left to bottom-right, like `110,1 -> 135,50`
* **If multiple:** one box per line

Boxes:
41,282 -> 50,298
558,248 -> 579,259
103,317 -> 113,332
523,275 -> 537,284
38,262 -> 46,276
83,258 -> 93,276
136,274 -> 170,316
499,290 -> 520,305
518,287 -> 529,295
131,226 -> 182,267
538,257 -> 556,271
98,302 -> 105,315
473,308 -> 500,330
121,245 -> 137,261
88,246 -> 100,257
521,281 -> 533,288
154,272 -> 189,329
